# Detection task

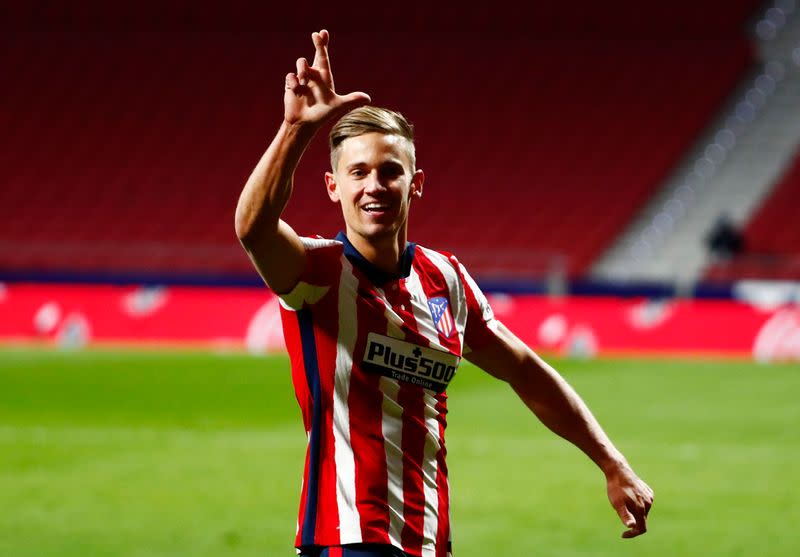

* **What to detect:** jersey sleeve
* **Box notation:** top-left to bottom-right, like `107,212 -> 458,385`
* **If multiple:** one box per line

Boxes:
275,236 -> 342,311
455,259 -> 500,354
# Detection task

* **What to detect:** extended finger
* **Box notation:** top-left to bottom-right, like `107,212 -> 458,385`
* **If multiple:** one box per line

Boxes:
285,73 -> 299,91
312,29 -> 331,71
296,57 -> 309,86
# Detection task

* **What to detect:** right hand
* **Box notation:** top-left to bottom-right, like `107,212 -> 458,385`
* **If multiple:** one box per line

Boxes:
283,30 -> 371,126
606,462 -> 654,538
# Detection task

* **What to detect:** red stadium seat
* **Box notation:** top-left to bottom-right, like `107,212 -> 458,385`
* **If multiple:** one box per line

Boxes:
0,27 -> 755,279
705,152 -> 800,281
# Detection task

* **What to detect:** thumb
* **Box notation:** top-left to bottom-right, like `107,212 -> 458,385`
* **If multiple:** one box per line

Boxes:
337,91 -> 371,111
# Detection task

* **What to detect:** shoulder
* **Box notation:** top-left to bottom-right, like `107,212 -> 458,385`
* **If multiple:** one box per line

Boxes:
414,243 -> 460,270
414,243 -> 472,282
299,235 -> 345,266
277,236 -> 343,310
299,235 -> 344,252
415,244 -> 489,311
295,235 -> 347,287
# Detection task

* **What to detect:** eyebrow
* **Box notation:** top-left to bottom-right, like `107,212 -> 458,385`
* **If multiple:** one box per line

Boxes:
345,158 -> 405,170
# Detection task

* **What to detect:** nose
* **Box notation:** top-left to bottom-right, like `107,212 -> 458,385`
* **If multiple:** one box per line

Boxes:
364,170 -> 387,194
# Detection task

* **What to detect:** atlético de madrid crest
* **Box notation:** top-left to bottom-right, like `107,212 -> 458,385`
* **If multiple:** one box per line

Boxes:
427,297 -> 455,338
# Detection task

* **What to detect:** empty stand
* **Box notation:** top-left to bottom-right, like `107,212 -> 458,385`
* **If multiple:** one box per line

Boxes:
747,152 -> 800,255
0,26 -> 755,280
705,149 -> 800,281
596,2 -> 800,285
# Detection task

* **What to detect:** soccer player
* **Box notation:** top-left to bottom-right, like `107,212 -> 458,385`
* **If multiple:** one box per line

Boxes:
235,30 -> 653,557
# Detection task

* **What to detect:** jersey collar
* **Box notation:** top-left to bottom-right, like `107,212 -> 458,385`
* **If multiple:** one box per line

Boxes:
336,231 -> 417,285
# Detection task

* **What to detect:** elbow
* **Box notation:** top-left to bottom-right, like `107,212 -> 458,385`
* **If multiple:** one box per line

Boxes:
234,204 -> 263,246
235,207 -> 280,248
235,193 -> 282,244
234,211 -> 252,244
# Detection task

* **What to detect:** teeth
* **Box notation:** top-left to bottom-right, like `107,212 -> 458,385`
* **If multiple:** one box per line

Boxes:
364,204 -> 388,211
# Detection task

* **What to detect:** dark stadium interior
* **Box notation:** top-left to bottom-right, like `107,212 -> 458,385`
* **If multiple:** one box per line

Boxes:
2,0 -> 798,286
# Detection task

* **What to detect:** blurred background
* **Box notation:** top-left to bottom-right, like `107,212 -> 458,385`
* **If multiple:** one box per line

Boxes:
1,0 -> 799,356
1,1 -> 799,556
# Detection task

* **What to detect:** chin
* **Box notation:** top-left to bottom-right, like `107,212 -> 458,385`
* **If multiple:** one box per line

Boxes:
357,222 -> 400,240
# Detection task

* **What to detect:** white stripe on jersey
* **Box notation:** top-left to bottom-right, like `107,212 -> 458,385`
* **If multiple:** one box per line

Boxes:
333,257 -> 362,543
421,390 -> 442,557
382,316 -> 406,548
406,265 -> 447,350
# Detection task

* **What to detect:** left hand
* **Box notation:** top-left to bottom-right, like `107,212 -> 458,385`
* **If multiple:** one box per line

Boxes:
605,463 -> 654,538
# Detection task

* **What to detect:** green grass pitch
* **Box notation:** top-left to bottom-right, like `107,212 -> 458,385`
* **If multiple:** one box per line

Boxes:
1,347 -> 798,556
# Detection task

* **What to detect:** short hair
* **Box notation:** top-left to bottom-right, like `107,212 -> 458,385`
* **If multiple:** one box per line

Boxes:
329,106 -> 416,172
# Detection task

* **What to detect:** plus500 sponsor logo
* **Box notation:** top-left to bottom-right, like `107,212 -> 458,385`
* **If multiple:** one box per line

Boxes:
363,333 -> 458,386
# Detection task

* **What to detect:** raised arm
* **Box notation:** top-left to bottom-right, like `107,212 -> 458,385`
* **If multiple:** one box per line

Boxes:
234,30 -> 370,293
465,323 -> 654,539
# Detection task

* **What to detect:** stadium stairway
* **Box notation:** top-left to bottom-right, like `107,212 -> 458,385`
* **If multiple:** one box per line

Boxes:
593,1 -> 800,286
704,148 -> 800,281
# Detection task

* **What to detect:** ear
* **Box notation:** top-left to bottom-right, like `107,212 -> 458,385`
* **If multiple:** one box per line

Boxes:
410,169 -> 425,200
325,172 -> 340,202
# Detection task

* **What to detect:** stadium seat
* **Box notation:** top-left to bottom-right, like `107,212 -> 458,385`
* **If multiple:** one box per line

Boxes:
0,27 -> 754,280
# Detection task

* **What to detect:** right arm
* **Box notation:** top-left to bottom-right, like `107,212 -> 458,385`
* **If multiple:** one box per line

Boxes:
234,121 -> 318,294
234,30 -> 369,293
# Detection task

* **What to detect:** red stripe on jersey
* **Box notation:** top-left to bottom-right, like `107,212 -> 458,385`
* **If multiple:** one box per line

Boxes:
412,250 -> 462,355
302,241 -> 346,287
349,273 -> 391,544
434,396 -> 451,557
281,308 -> 312,432
311,280 -> 342,542
297,443 -> 311,546
281,309 -> 312,546
454,260 -> 496,351
399,383 -> 426,554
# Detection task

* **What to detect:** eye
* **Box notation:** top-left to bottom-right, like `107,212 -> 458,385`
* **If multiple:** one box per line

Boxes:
379,163 -> 404,179
350,168 -> 367,178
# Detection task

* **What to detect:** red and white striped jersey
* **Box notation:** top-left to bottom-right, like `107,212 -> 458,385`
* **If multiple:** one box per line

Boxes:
278,232 -> 499,557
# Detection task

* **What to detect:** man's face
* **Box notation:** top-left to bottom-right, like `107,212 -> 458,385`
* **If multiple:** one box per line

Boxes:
326,132 -> 423,243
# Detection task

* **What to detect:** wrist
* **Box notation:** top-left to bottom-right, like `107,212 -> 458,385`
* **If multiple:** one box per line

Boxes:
281,118 -> 322,138
599,453 -> 631,478
275,119 -> 324,155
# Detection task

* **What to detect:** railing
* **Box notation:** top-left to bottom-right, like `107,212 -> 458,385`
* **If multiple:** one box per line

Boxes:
455,249 -> 569,295
0,240 -> 248,272
704,253 -> 800,281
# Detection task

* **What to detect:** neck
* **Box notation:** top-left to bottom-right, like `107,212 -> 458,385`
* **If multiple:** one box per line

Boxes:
346,227 -> 408,277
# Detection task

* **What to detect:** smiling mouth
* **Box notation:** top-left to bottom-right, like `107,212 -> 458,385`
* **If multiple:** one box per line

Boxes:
362,203 -> 391,213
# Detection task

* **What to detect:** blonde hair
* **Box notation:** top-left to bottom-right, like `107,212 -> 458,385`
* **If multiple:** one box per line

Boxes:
329,106 -> 416,172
